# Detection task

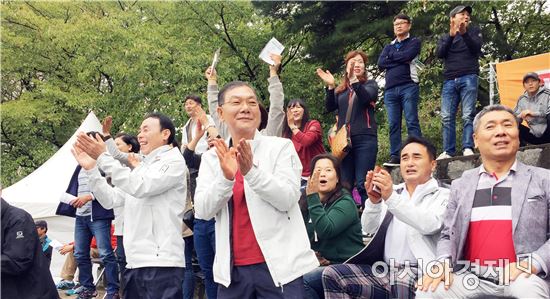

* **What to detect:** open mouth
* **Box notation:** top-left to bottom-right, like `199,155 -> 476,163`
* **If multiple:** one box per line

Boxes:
493,140 -> 509,147
319,179 -> 328,187
405,169 -> 417,175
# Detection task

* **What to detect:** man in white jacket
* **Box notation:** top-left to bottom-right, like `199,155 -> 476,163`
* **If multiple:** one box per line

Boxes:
72,112 -> 188,299
322,136 -> 449,299
194,81 -> 318,298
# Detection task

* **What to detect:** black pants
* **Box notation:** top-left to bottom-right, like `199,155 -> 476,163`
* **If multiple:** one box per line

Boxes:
218,262 -> 304,299
123,267 -> 184,299
519,123 -> 550,145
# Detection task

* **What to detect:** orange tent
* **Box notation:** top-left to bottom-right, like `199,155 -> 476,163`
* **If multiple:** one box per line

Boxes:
495,52 -> 550,109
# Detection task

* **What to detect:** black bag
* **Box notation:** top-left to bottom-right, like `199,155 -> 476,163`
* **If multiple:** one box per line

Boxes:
183,208 -> 195,231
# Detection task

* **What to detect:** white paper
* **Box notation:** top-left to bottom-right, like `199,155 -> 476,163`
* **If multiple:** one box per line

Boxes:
210,48 -> 221,71
259,37 -> 285,65
49,239 -> 64,251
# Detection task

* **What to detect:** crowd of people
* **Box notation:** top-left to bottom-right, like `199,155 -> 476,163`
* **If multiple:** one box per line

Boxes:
1,4 -> 550,299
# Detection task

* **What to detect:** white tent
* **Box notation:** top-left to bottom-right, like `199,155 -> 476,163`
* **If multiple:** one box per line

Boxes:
3,111 -> 103,281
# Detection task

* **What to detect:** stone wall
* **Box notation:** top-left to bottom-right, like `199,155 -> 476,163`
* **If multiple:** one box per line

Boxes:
389,143 -> 550,184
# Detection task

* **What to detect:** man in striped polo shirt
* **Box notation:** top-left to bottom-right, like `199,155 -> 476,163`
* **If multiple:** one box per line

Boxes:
417,104 -> 550,298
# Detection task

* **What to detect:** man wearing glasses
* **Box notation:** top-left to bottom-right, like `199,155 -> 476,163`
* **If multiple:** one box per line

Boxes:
378,13 -> 423,167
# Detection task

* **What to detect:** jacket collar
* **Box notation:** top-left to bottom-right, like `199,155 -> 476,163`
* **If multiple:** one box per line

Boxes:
394,177 -> 439,201
142,145 -> 171,164
391,34 -> 410,44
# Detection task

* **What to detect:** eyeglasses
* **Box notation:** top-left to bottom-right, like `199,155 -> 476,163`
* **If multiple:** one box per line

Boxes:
393,21 -> 409,27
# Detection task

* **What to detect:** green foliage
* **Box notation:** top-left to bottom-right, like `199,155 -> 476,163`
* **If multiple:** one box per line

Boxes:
1,1 -> 548,186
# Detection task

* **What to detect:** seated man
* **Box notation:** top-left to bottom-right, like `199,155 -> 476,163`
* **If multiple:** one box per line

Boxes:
513,72 -> 550,145
322,136 -> 449,299
417,104 -> 550,298
35,220 -> 53,267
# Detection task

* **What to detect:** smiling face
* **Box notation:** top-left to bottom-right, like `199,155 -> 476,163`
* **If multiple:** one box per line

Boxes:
314,158 -> 339,196
217,85 -> 261,140
288,103 -> 305,124
400,142 -> 435,187
184,98 -> 200,117
137,117 -> 170,155
346,54 -> 366,77
473,110 -> 519,162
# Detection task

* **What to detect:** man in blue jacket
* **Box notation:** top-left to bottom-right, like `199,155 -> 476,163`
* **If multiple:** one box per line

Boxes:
436,5 -> 483,160
378,13 -> 422,167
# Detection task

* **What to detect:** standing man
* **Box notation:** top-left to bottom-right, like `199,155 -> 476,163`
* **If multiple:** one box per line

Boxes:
73,112 -> 188,299
194,81 -> 318,298
181,94 -> 216,154
2,197 -> 58,299
322,136 -> 449,299
378,13 -> 423,167
436,5 -> 482,159
417,105 -> 550,298
514,72 -> 550,145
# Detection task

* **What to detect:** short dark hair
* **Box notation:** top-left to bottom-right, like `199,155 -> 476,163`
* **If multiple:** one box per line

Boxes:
35,220 -> 48,232
394,13 -> 411,23
115,133 -> 140,153
144,112 -> 176,146
473,104 -> 518,133
400,136 -> 437,161
217,81 -> 257,106
184,94 -> 202,105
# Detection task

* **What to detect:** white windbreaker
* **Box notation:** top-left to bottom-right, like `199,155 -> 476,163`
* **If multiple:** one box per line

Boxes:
87,145 -> 187,269
194,132 -> 319,287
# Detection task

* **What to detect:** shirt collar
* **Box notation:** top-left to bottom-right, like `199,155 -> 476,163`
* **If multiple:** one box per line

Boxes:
391,34 -> 410,44
478,160 -> 518,176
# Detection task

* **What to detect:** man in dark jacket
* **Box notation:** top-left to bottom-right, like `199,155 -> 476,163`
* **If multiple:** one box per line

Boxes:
35,219 -> 53,267
436,5 -> 483,159
1,197 -> 59,299
378,13 -> 423,166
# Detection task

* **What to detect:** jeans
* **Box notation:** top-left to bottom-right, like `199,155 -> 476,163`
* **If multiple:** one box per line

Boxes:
183,236 -> 195,299
115,235 -> 126,292
441,74 -> 478,155
194,218 -> 217,299
74,215 -> 119,294
303,266 -> 326,299
384,83 -> 422,158
341,134 -> 378,206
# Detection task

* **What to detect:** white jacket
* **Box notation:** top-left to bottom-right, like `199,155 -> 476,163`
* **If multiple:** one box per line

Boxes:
194,132 -> 319,287
362,178 -> 449,266
86,145 -> 187,269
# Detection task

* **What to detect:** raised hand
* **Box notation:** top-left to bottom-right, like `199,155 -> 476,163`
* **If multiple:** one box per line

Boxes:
205,66 -> 217,82
365,170 -> 381,204
371,168 -> 393,200
306,170 -> 320,196
458,21 -> 467,35
102,116 -> 113,137
71,144 -> 97,170
236,138 -> 254,176
212,139 -> 238,180
449,19 -> 458,37
316,68 -> 335,88
286,109 -> 296,129
75,132 -> 106,160
127,153 -> 141,169
269,53 -> 282,76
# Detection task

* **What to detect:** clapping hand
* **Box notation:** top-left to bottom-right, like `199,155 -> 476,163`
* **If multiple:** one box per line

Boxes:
236,138 -> 254,176
212,139 -> 238,180
316,68 -> 335,88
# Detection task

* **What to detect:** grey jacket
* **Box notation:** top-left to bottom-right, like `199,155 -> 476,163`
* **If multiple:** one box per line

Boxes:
207,75 -> 285,138
514,87 -> 550,137
437,161 -> 550,286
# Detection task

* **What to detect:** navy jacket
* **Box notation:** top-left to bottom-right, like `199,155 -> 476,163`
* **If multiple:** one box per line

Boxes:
377,36 -> 421,90
325,80 -> 379,137
55,165 -> 114,220
436,26 -> 483,80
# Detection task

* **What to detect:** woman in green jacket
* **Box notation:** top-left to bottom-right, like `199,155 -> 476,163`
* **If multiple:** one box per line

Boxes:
303,153 -> 364,299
